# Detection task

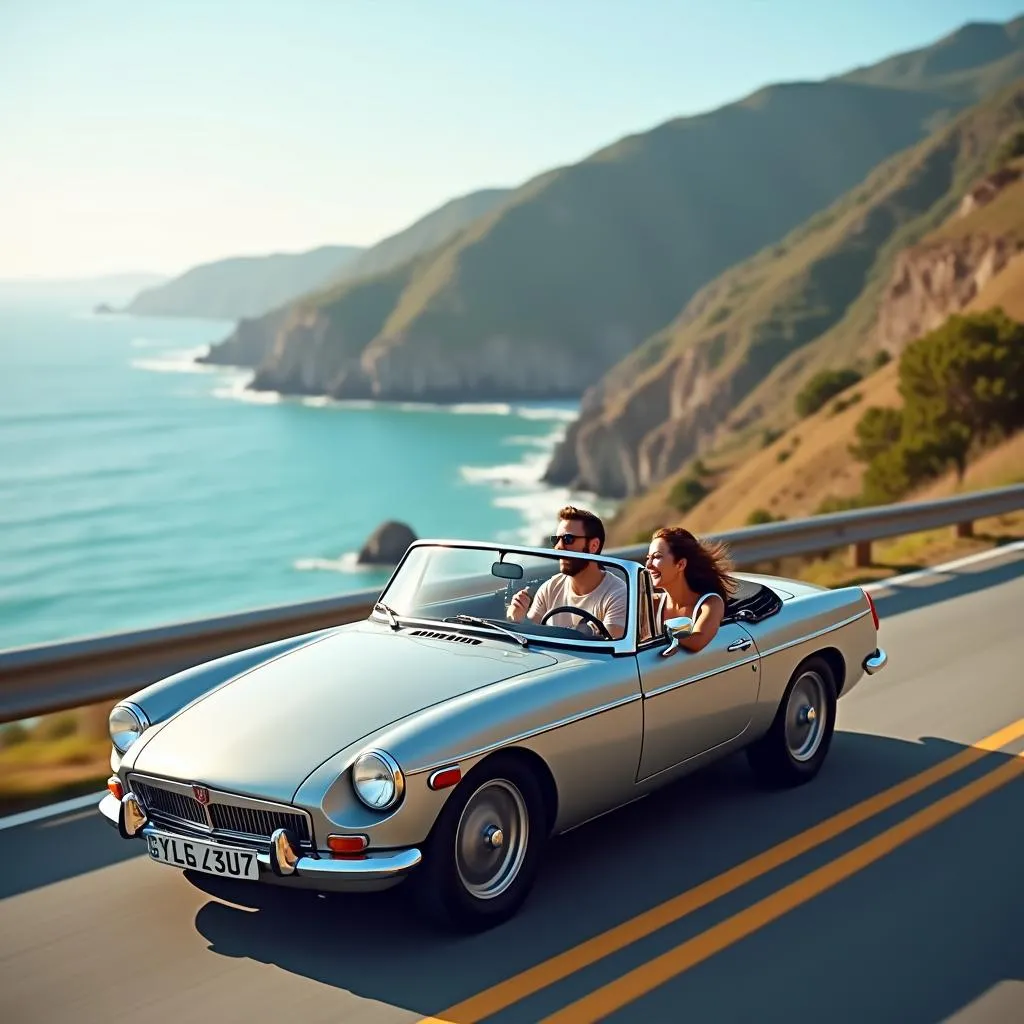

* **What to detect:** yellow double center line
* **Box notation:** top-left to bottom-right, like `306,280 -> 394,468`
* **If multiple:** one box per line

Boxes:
422,717 -> 1024,1024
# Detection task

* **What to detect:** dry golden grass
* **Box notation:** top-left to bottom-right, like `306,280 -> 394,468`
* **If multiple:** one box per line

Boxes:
729,431 -> 1024,588
754,508 -> 1024,590
607,173 -> 1024,548
967,250 -> 1024,319
607,358 -> 902,543
0,701 -> 116,816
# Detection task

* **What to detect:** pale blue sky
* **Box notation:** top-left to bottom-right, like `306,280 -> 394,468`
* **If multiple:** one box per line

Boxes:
2,0 -> 1020,278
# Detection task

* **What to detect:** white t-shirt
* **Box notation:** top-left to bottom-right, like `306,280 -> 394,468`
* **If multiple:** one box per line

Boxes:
526,570 -> 628,635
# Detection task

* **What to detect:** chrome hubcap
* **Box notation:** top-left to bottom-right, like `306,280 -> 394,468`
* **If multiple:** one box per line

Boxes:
785,671 -> 827,762
455,779 -> 528,900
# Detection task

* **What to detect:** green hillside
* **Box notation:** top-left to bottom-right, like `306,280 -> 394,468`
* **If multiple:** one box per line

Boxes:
125,245 -> 364,320
549,78 -> 1024,510
342,188 -> 511,281
841,16 -> 1024,102
207,15 -> 1024,405
128,188 -> 511,323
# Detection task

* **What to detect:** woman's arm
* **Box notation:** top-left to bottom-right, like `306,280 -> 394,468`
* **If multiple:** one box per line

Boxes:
678,593 -> 725,652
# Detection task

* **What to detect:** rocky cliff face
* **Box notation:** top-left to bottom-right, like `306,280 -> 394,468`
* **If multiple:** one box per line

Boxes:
873,232 -> 1023,356
540,106 -> 1024,501
251,323 -> 644,403
541,331 -> 738,498
198,309 -> 288,369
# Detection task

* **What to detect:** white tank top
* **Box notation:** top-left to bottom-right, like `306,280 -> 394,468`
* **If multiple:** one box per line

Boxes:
652,590 -> 723,632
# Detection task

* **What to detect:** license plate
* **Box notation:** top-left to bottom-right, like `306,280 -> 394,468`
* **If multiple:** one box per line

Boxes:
146,831 -> 260,880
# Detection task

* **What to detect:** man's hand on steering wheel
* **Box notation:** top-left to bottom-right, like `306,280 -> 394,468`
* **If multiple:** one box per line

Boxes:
539,605 -> 613,640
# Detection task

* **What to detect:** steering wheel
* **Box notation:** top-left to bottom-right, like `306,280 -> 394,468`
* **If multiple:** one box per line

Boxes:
540,605 -> 613,640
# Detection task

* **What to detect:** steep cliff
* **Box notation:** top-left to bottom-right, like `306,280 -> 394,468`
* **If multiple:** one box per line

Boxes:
236,79 -> 963,403
603,168 -> 1024,543
873,166 -> 1024,355
201,16 -> 1023,410
543,81 -> 1024,500
202,71 -> 1014,398
199,189 -> 510,371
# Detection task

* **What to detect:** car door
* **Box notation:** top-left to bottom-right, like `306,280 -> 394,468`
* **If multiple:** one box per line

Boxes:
634,574 -> 761,782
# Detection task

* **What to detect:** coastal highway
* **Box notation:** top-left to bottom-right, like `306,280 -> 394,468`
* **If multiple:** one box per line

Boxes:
1,548 -> 1022,1024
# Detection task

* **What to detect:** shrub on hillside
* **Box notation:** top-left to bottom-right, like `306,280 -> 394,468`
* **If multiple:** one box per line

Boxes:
897,307 -> 1024,481
850,308 -> 1024,500
0,723 -> 30,748
668,474 -> 709,513
993,128 -> 1024,168
32,711 -> 79,742
795,368 -> 863,418
815,494 -> 868,514
848,406 -> 903,464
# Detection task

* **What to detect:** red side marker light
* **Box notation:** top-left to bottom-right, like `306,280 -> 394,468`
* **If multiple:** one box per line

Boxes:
428,766 -> 462,790
863,589 -> 879,630
107,776 -> 124,800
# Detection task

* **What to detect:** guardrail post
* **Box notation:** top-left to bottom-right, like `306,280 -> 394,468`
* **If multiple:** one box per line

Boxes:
852,540 -> 872,568
956,521 -> 974,538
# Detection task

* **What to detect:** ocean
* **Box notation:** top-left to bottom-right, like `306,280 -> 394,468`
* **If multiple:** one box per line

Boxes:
0,290 -> 612,652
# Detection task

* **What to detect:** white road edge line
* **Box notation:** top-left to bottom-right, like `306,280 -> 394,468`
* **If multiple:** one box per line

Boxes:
0,790 -> 106,832
860,538 -> 1024,592
2,539 -> 1022,834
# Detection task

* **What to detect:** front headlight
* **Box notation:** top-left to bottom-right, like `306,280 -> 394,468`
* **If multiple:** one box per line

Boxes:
351,750 -> 405,811
108,704 -> 148,754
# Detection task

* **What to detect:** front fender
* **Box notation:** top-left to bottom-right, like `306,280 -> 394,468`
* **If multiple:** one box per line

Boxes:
292,650 -> 643,849
115,627 -> 334,769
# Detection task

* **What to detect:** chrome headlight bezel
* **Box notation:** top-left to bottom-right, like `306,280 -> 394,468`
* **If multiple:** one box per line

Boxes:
108,703 -> 149,754
351,750 -> 405,812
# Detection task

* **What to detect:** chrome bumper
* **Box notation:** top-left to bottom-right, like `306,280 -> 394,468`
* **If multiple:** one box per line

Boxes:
98,792 -> 421,892
863,647 -> 888,675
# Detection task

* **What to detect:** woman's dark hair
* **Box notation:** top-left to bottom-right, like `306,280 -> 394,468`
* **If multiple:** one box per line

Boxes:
652,526 -> 737,599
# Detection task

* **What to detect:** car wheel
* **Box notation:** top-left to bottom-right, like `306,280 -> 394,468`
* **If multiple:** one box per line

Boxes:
413,753 -> 547,933
746,655 -> 837,788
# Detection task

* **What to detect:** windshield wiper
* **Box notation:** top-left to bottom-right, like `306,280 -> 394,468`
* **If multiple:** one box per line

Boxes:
449,614 -> 528,648
374,601 -> 401,630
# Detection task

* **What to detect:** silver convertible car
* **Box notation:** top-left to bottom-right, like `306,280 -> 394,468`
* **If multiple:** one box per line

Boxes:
99,539 -> 886,931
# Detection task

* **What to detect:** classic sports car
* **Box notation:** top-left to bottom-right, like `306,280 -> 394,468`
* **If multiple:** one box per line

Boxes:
99,538 -> 886,931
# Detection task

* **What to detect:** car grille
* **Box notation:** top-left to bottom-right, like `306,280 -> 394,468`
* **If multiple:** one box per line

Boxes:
130,776 -> 313,849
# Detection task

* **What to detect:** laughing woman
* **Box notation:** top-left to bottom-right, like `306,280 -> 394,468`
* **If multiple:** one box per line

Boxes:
645,526 -> 737,652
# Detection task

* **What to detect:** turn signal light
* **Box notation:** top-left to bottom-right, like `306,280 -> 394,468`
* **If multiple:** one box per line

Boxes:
107,776 -> 124,800
327,834 -> 368,854
428,766 -> 462,790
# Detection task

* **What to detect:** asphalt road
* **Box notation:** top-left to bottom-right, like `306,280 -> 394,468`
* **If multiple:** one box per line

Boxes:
2,548 -> 1022,1024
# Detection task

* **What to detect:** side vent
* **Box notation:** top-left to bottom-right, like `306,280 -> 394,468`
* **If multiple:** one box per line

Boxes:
410,630 -> 483,646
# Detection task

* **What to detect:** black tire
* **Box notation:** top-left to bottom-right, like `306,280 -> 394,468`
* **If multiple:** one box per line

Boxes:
745,655 -> 837,788
411,752 -> 548,933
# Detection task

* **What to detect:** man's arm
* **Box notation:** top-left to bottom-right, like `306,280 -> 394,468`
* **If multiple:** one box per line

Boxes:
508,577 -> 554,623
526,577 -> 554,624
601,584 -> 628,641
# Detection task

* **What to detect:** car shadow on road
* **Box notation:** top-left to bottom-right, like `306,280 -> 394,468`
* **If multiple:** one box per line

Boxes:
189,729 -> 1023,1023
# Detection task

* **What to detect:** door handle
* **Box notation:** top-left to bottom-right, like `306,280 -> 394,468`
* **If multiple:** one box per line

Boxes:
727,637 -> 753,652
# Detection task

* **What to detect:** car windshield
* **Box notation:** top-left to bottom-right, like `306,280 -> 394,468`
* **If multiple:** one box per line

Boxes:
375,543 -> 632,647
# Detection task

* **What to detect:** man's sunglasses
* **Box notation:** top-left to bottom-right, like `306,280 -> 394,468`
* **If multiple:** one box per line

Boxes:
549,533 -> 590,547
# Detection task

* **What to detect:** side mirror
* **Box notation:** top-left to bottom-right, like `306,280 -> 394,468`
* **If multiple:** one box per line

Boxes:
661,615 -> 693,658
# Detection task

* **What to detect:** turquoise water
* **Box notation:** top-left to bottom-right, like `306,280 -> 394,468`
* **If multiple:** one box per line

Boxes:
0,292 -> 610,651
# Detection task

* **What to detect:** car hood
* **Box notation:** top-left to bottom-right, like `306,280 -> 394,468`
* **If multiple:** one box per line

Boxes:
129,623 -> 557,803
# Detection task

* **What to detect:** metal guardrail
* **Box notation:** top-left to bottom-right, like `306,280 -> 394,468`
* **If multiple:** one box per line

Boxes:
2,483 -> 1022,724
